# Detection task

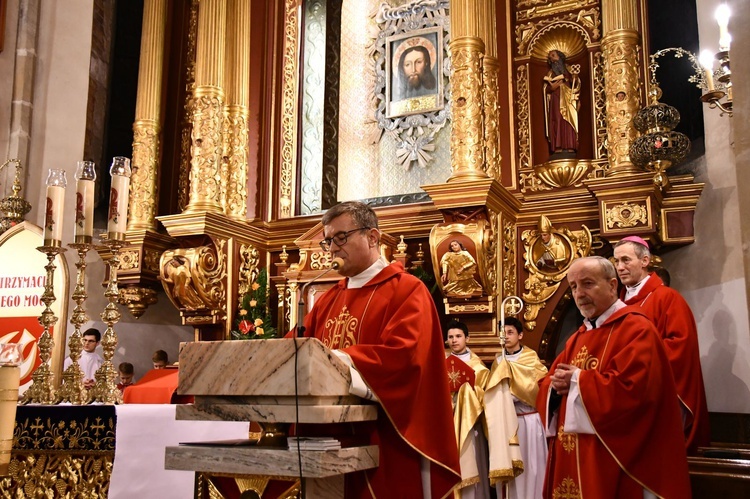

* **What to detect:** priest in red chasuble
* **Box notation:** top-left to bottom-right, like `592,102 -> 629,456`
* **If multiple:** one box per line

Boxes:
302,201 -> 460,498
614,236 -> 710,455
537,257 -> 691,499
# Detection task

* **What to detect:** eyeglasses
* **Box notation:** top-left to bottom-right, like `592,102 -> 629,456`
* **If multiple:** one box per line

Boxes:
319,227 -> 369,251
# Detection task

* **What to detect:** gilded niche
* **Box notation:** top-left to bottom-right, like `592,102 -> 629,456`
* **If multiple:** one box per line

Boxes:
430,221 -> 489,299
521,215 -> 591,330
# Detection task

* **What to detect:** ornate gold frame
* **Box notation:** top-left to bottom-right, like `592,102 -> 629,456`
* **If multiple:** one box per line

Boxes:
520,219 -> 591,331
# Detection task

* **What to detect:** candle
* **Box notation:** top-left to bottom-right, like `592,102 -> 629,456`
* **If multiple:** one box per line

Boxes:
699,50 -> 715,91
715,4 -> 731,51
43,169 -> 67,246
74,161 -> 97,243
107,157 -> 132,240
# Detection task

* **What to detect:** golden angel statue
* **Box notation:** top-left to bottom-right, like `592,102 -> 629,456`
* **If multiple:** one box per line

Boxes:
440,240 -> 483,297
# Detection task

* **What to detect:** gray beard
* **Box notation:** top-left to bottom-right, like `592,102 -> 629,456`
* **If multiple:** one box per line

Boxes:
551,60 -> 565,76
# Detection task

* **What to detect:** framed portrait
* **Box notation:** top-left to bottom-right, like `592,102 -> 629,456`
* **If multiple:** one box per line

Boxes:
385,26 -> 444,119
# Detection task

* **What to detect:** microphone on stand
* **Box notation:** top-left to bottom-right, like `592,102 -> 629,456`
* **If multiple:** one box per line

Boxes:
296,257 -> 344,338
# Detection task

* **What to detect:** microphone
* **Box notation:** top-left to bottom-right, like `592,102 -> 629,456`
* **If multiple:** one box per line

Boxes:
296,257 -> 344,337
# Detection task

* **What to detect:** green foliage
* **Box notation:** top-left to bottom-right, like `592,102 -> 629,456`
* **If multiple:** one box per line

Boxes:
410,265 -> 438,295
230,268 -> 278,340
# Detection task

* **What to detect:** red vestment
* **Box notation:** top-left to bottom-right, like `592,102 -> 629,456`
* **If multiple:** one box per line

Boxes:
621,272 -> 710,454
304,262 -> 461,498
537,307 -> 691,499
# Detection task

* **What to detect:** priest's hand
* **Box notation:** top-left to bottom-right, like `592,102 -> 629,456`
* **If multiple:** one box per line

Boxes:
550,363 -> 576,395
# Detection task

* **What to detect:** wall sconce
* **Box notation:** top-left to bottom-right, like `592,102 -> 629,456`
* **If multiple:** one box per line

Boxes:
0,159 -> 32,234
699,4 -> 732,116
647,4 -> 732,118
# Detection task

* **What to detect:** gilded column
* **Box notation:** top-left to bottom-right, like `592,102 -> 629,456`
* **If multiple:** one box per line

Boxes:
601,0 -> 642,176
223,0 -> 250,220
129,0 -> 167,230
448,0 -> 488,181
185,0 -> 228,213
479,0 -> 501,181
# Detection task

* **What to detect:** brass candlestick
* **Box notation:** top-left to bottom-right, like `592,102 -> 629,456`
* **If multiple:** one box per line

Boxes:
89,237 -> 124,404
56,241 -> 93,404
21,245 -> 66,404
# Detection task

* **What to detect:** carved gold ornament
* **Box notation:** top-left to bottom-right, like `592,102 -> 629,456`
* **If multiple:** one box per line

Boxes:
279,0 -> 301,218
238,244 -> 260,307
521,216 -> 591,331
118,286 -> 158,319
606,202 -> 648,229
118,249 -> 140,271
534,158 -> 593,188
160,240 -> 227,315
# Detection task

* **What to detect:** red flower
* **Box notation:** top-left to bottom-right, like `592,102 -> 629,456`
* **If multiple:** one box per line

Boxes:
239,320 -> 255,334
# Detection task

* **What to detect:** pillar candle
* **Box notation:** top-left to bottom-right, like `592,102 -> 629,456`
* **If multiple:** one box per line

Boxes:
107,157 -> 132,239
43,169 -> 67,245
715,4 -> 731,51
74,161 -> 96,243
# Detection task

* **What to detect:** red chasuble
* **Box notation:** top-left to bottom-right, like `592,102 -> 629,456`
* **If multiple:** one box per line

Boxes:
621,272 -> 710,454
537,307 -> 691,499
304,262 -> 461,498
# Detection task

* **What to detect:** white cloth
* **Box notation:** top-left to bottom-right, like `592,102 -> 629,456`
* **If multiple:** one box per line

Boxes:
332,349 -> 378,402
624,274 -> 650,302
109,405 -> 249,498
583,300 -> 626,330
63,350 -> 103,380
346,257 -> 388,289
504,348 -> 547,499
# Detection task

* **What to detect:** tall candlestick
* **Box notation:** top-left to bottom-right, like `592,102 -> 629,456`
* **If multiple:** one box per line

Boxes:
74,161 -> 97,243
43,169 -> 67,246
715,4 -> 731,51
107,157 -> 132,240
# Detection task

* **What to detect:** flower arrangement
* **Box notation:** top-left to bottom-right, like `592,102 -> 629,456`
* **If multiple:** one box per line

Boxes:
231,268 -> 277,340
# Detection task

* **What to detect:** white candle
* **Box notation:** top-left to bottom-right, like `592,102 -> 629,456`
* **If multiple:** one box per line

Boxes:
44,185 -> 65,244
74,161 -> 96,242
106,157 -> 131,239
715,4 -> 731,51
75,180 -> 95,240
107,175 -> 130,237
43,169 -> 67,245
699,50 -> 715,91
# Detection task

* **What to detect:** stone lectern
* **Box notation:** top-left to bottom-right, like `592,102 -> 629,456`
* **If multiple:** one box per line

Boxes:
165,338 -> 379,498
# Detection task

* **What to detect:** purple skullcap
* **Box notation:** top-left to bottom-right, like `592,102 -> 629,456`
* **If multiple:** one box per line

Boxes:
620,235 -> 649,248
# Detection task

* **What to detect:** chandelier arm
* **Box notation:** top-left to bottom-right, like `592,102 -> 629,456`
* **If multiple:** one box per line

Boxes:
649,47 -> 706,92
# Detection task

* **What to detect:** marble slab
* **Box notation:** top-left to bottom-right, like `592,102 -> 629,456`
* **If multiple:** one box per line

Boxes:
177,401 -> 378,423
178,338 -> 351,397
165,444 -> 379,478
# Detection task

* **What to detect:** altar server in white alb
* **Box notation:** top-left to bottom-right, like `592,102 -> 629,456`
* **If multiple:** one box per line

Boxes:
63,328 -> 103,389
500,316 -> 548,499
